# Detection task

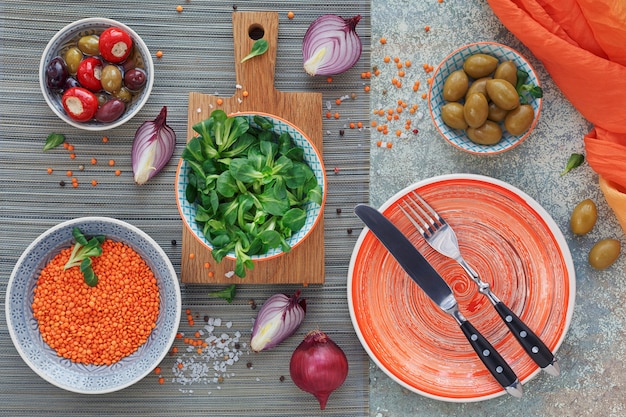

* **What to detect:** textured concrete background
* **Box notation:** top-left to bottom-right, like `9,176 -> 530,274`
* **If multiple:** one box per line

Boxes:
367,1 -> 626,416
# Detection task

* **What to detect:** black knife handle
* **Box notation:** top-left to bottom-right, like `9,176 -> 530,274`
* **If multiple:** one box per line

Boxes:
459,320 -> 521,396
494,301 -> 556,371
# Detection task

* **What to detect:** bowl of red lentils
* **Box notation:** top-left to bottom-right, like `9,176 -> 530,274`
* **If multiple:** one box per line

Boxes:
5,217 -> 181,394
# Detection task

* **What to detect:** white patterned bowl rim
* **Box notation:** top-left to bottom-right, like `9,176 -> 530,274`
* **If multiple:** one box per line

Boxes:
5,217 -> 181,394
39,17 -> 154,131
428,42 -> 542,155
176,111 -> 326,261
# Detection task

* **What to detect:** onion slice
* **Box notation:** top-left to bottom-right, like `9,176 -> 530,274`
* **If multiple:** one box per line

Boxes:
250,290 -> 306,352
131,106 -> 176,185
302,14 -> 362,76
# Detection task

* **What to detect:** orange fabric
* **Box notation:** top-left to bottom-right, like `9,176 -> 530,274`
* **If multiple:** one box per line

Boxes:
487,0 -> 626,233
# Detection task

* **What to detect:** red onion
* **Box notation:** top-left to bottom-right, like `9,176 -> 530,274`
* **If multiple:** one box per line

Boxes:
131,106 -> 176,185
289,330 -> 348,410
302,14 -> 362,76
250,290 -> 306,352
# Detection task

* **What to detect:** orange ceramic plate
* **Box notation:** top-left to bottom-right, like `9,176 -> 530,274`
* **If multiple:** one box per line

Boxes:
348,174 -> 575,402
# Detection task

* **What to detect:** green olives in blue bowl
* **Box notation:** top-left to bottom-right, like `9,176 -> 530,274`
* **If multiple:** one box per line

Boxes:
428,42 -> 543,155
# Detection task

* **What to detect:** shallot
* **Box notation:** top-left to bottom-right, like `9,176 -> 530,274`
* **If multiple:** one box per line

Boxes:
250,290 -> 306,352
289,329 -> 348,410
132,106 -> 176,185
302,14 -> 362,76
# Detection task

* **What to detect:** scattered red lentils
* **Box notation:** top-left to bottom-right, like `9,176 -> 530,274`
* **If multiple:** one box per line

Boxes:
47,168 -> 53,174
379,37 -> 387,45
115,169 -> 121,176
108,159 -> 115,167
188,253 -> 195,260
425,25 -> 430,32
176,5 -> 183,12
326,77 -> 333,83
156,50 -> 163,58
91,180 -> 97,186
242,91 -> 249,97
102,136 -> 109,143
287,11 -> 295,19
216,98 -> 224,106
66,170 -> 72,177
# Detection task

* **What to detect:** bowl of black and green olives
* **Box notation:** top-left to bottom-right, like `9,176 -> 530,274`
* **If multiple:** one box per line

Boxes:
428,42 -> 542,154
39,18 -> 154,131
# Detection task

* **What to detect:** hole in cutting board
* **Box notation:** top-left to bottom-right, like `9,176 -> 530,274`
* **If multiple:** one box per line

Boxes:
248,24 -> 265,40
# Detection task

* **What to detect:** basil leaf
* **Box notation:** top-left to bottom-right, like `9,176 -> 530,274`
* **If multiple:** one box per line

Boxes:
560,153 -> 585,176
240,39 -> 269,63
43,133 -> 65,151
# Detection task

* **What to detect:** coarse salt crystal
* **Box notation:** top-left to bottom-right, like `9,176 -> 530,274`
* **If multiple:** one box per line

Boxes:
214,318 -> 222,326
226,321 -> 232,328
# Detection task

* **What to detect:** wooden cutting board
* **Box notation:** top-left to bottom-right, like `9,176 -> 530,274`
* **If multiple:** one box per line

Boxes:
180,11 -> 324,285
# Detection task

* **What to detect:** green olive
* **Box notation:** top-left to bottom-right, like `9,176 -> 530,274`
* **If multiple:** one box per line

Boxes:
64,47 -> 83,75
113,86 -> 132,103
504,104 -> 535,135
463,93 -> 489,128
588,238 -> 621,270
487,102 -> 509,122
486,79 -> 520,110
466,77 -> 491,100
101,65 -> 123,93
570,199 -> 597,235
441,102 -> 468,130
494,61 -> 518,86
96,93 -> 109,107
463,53 -> 499,78
443,69 -> 469,102
466,120 -> 502,145
77,35 -> 100,56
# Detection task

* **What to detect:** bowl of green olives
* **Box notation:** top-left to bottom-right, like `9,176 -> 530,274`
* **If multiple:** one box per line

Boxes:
428,42 -> 542,154
39,18 -> 154,131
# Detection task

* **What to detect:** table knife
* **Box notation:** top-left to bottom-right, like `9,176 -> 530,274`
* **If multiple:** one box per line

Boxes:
354,204 -> 523,398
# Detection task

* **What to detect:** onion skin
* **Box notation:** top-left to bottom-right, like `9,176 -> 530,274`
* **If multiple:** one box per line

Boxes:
250,290 -> 306,352
131,106 -> 176,185
289,330 -> 348,410
302,14 -> 362,76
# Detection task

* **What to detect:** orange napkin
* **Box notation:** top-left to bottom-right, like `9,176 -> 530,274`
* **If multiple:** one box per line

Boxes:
486,0 -> 626,233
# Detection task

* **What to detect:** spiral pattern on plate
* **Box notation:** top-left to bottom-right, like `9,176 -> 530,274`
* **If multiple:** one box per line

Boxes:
348,175 -> 574,402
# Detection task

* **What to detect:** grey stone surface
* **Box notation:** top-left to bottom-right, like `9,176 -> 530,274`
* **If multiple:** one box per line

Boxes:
368,1 -> 626,416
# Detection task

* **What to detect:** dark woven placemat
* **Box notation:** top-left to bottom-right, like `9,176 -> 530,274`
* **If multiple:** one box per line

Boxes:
0,1 -> 370,415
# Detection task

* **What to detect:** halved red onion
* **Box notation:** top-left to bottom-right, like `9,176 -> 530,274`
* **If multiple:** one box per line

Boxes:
250,290 -> 306,352
302,14 -> 362,76
131,106 -> 176,185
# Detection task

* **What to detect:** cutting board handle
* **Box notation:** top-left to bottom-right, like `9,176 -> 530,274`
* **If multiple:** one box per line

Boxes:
232,11 -> 279,96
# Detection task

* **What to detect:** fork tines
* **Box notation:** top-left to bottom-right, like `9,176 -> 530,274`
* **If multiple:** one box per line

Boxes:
398,191 -> 445,237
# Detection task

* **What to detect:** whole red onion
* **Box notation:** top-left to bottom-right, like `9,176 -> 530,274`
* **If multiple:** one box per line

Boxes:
289,330 -> 348,410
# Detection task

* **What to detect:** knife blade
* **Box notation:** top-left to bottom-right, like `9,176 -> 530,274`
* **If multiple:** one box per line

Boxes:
354,204 -> 523,398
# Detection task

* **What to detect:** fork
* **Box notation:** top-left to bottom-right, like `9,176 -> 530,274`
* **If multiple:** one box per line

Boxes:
399,190 -> 560,376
